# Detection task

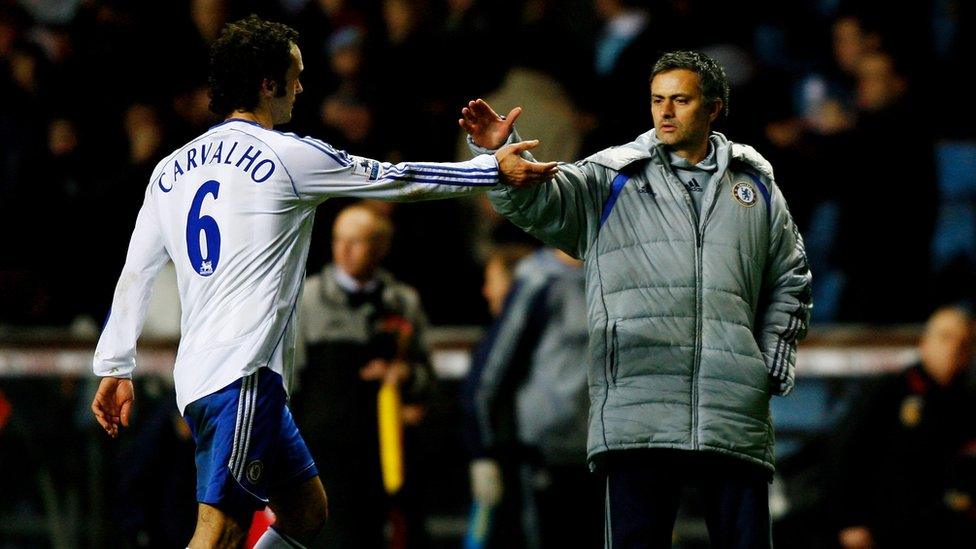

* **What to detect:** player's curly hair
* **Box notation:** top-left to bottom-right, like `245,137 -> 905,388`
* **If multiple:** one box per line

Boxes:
651,51 -> 730,119
208,15 -> 299,117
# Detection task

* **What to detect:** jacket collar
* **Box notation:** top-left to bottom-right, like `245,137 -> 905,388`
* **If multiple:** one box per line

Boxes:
585,129 -> 775,182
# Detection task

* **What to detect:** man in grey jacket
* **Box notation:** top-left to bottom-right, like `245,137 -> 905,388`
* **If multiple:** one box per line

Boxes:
460,51 -> 812,548
470,248 -> 599,548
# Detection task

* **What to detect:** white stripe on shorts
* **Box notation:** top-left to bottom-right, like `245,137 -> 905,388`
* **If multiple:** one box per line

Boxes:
228,371 -> 258,480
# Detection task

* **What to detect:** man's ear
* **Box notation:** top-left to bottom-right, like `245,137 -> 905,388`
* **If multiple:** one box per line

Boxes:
709,100 -> 724,122
262,78 -> 277,96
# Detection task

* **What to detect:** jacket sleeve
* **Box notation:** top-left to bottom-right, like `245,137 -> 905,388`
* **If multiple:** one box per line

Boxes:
469,128 -> 608,259
758,181 -> 813,396
93,184 -> 171,378
487,161 -> 608,260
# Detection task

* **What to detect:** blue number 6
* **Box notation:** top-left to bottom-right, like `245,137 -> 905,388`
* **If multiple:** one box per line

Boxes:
186,180 -> 221,276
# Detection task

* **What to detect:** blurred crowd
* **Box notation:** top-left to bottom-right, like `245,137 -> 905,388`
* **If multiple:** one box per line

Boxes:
1,0 -> 975,328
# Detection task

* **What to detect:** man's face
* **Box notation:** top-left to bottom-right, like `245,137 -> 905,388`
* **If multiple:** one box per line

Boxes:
919,309 -> 975,386
332,210 -> 386,281
482,258 -> 512,317
651,69 -> 720,152
270,43 -> 304,125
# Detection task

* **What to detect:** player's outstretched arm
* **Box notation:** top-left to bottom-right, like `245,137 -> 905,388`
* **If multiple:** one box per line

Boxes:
494,140 -> 557,188
459,98 -> 520,150
91,376 -> 134,438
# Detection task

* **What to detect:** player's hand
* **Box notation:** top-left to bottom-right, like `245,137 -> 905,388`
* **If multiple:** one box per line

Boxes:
495,140 -> 558,188
459,99 -> 520,150
91,377 -> 134,438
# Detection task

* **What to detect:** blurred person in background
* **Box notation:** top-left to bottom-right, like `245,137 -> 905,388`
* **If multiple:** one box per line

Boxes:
833,305 -> 976,548
461,243 -> 536,548
799,13 -> 880,137
292,203 -> 433,549
90,13 -> 556,549
462,50 -> 812,548
581,0 -> 669,152
318,26 -> 384,158
466,247 -> 599,549
832,50 -> 936,323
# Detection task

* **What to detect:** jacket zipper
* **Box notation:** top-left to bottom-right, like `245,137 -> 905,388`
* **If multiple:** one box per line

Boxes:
660,166 -> 704,450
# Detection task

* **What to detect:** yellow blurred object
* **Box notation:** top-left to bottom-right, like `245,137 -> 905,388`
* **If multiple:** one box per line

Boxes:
378,380 -> 404,494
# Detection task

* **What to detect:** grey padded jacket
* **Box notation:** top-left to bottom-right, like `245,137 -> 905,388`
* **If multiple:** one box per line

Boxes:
482,129 -> 812,471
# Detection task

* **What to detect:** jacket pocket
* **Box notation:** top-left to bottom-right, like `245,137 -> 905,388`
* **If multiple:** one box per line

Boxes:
606,320 -> 619,385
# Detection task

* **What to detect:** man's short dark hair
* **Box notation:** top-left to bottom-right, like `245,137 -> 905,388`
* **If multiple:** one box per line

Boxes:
208,15 -> 299,117
651,51 -> 730,118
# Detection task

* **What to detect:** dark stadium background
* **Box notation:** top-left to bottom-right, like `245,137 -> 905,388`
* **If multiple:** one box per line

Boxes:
1,0 -> 974,547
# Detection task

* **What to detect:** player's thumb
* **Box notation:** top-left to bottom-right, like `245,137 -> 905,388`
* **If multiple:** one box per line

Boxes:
505,106 -> 522,126
510,139 -> 540,154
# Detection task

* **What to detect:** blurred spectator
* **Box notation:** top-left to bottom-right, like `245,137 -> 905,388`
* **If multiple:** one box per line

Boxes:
581,0 -> 670,152
318,26 -> 385,158
799,14 -> 879,136
832,305 -> 976,548
0,0 -> 972,330
372,0 -> 450,161
832,50 -> 936,323
438,0 -> 506,100
460,243 -> 535,548
293,204 -> 434,549
464,248 -> 599,549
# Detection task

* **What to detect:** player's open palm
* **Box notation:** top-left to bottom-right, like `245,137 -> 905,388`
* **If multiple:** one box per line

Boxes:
459,99 -> 521,150
495,140 -> 558,188
91,377 -> 134,438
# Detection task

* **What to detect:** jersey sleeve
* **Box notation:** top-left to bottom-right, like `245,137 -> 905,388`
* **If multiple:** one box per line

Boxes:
282,135 -> 499,203
93,183 -> 171,378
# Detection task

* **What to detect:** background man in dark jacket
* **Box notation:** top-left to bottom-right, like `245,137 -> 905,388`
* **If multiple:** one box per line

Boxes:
834,305 -> 976,548
292,204 -> 433,549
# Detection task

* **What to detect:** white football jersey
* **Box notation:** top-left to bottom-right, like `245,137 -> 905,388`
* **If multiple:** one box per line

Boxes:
93,119 -> 499,412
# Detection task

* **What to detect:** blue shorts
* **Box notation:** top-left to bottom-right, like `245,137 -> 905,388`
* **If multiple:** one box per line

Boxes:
183,368 -> 318,519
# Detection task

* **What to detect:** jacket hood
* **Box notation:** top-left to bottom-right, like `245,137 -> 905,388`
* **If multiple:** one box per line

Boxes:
585,129 -> 775,182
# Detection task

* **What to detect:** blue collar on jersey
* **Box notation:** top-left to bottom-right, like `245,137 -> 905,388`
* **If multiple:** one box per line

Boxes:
208,118 -> 266,131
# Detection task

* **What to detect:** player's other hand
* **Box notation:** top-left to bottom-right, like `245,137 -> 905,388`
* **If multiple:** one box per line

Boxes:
91,377 -> 134,438
459,98 -> 519,150
495,140 -> 558,188
470,458 -> 503,506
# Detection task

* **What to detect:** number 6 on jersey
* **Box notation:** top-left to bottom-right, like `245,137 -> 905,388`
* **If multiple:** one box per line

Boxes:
187,180 -> 221,276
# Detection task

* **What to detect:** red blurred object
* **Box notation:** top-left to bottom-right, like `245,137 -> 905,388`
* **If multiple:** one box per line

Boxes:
0,389 -> 11,432
245,507 -> 276,548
